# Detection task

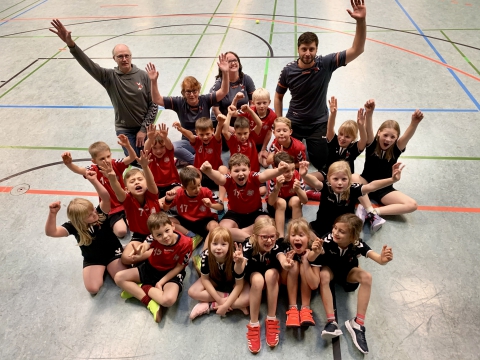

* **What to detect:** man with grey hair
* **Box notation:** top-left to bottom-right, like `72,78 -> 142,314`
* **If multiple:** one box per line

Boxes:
50,19 -> 157,156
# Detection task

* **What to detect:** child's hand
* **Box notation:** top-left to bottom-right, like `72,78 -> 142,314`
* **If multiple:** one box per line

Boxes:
380,245 -> 393,264
215,302 -> 232,317
49,201 -> 62,214
158,123 -> 169,138
276,175 -> 285,188
172,122 -> 182,131
200,161 -> 212,173
301,250 -> 311,264
311,237 -> 324,255
391,162 -> 405,183
217,114 -> 227,124
165,189 -> 176,202
98,160 -> 115,178
233,243 -> 246,265
282,250 -> 295,270
61,152 -> 73,165
364,99 -> 375,114
240,104 -> 251,113
293,179 -> 301,191
117,134 -> 130,148
412,109 -> 424,124
146,124 -> 157,140
145,62 -> 159,82
202,198 -> 213,208
136,150 -> 152,168
357,108 -> 366,128
129,242 -> 146,261
298,161 -> 310,177
234,92 -> 245,101
217,53 -> 229,73
272,144 -> 284,154
227,105 -> 237,116
85,170 -> 97,181
277,161 -> 289,173
328,96 -> 337,116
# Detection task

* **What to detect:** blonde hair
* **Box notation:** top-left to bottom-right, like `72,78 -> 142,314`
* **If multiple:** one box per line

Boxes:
228,153 -> 250,169
207,227 -> 234,283
195,117 -> 214,131
249,216 -> 278,255
123,168 -> 144,183
326,161 -> 352,201
338,120 -> 358,141
375,120 -> 401,161
285,217 -> 315,248
252,88 -> 270,102
333,214 -> 362,247
273,116 -> 292,130
67,198 -> 105,247
88,142 -> 110,159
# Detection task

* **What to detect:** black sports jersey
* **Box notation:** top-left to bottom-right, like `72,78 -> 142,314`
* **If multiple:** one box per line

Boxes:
325,134 -> 362,173
61,205 -> 123,262
309,232 -> 371,270
243,239 -> 285,275
361,138 -> 404,183
310,182 -> 364,237
200,249 -> 244,290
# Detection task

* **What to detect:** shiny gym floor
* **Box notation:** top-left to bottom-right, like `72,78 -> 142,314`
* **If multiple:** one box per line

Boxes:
1,0 -> 479,359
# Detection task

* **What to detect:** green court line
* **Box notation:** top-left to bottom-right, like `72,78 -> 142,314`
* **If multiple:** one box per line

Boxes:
0,0 -> 27,15
0,0 -> 41,20
440,30 -> 480,76
0,37 -> 79,100
262,0 -> 277,88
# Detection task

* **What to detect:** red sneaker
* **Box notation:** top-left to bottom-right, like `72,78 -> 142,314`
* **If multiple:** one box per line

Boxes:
300,308 -> 316,326
286,308 -> 300,328
265,318 -> 280,347
306,190 -> 321,201
246,323 -> 261,354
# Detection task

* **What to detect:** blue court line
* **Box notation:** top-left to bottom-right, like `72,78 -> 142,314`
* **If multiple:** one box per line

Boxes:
394,0 -> 480,111
0,0 -> 48,27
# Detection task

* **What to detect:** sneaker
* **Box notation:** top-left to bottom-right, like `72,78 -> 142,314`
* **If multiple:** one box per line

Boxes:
355,204 -> 367,224
299,308 -> 315,326
286,308 -> 300,327
120,283 -> 142,299
306,189 -> 321,201
365,212 -> 386,233
191,234 -> 203,250
321,321 -> 343,339
246,323 -> 261,354
345,318 -> 369,354
147,300 -> 162,323
265,318 -> 280,347
189,302 -> 211,320
217,208 -> 226,221
192,254 -> 202,276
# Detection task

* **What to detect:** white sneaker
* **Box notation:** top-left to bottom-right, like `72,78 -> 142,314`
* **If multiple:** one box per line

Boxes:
366,212 -> 386,233
355,205 -> 367,224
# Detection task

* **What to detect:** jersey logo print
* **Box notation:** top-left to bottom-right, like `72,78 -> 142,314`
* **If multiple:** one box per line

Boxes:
136,82 -> 143,90
183,251 -> 191,265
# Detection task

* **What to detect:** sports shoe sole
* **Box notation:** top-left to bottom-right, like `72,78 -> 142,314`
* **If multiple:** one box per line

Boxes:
321,329 -> 343,339
345,320 -> 368,354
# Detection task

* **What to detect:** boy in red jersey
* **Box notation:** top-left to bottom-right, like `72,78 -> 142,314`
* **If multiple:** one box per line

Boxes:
61,136 -> 136,239
267,152 -> 308,238
114,212 -> 193,323
200,153 -> 289,242
144,123 -> 181,199
266,117 -> 306,167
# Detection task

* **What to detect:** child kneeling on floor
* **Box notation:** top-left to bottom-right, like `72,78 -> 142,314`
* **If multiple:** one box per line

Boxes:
114,212 -> 193,323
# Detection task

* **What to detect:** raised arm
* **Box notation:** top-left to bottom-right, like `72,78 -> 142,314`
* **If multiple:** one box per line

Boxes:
258,160 -> 289,183
301,252 -> 321,290
61,152 -> 87,176
137,150 -> 158,195
100,160 -> 127,203
172,121 -> 196,143
267,177 -> 283,206
200,161 -> 226,186
140,78 -> 159,134
117,134 -> 137,165
243,105 -> 262,135
326,96 -> 338,142
356,108 -> 367,151
363,98 -> 375,144
366,245 -> 393,265
85,170 -> 111,214
157,123 -> 173,150
274,92 -> 284,117
215,53 -> 230,102
230,93 -> 244,113
214,114 -> 226,141
45,201 -> 69,237
222,107 -> 235,141
298,161 -> 324,190
293,178 -> 308,204
345,0 -> 367,65
362,163 -> 404,194
396,110 -> 424,151
143,124 -> 157,153
145,62 -> 165,107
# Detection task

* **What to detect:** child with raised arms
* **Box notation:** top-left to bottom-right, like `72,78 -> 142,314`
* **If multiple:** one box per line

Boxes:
45,171 -> 127,294
61,136 -> 136,239
200,153 -> 289,242
114,212 -> 193,323
267,152 -> 307,238
300,160 -> 404,238
188,227 -> 249,319
308,214 -> 393,355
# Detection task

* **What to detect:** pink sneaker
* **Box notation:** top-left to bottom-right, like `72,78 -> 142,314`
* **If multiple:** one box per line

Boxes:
189,302 -> 211,320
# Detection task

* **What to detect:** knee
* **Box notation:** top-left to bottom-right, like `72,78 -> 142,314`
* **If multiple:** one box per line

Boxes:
407,198 -> 418,212
114,228 -> 127,238
85,282 -> 102,295
161,294 -> 177,308
265,269 -> 279,284
121,253 -> 134,266
289,197 -> 301,208
251,275 -> 265,290
359,271 -> 372,286
276,198 -> 287,210
319,271 -> 331,285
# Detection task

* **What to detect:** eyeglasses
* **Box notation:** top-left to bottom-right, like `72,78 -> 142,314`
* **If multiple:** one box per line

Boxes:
184,90 -> 199,95
228,59 -> 238,64
115,54 -> 131,59
256,234 -> 276,241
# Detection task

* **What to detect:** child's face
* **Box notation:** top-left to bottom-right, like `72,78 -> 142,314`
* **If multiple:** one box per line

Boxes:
256,225 -> 277,253
328,171 -> 349,194
235,127 -> 250,144
377,128 -> 398,150
338,130 -> 355,148
184,177 -> 202,197
289,228 -> 309,254
273,122 -> 292,143
151,142 -> 166,158
230,164 -> 250,186
253,97 -> 271,116
126,172 -> 147,196
92,150 -> 112,165
210,237 -> 229,261
282,163 -> 296,182
197,128 -> 214,144
151,223 -> 177,246
84,207 -> 99,224
332,222 -> 353,248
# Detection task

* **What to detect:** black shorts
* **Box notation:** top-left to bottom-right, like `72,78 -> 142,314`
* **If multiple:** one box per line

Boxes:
221,209 -> 266,229
138,260 -> 186,290
131,232 -> 153,244
368,185 -> 396,205
176,215 -> 217,238
246,259 -> 281,279
328,264 -> 359,293
109,211 -> 126,228
83,251 -> 122,268
201,174 -> 219,191
157,183 -> 181,199
266,197 -> 293,220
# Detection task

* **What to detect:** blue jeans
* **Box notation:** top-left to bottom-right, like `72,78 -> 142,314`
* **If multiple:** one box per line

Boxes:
173,139 -> 195,164
116,128 -> 142,157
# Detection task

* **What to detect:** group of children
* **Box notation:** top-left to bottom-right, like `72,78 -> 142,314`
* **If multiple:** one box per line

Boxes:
45,83 -> 424,354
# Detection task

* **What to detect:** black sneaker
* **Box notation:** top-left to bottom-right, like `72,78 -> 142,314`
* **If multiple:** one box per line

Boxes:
345,318 -> 369,354
321,321 -> 343,339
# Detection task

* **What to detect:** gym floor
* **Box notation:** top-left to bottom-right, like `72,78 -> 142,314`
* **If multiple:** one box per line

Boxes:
1,0 -> 479,359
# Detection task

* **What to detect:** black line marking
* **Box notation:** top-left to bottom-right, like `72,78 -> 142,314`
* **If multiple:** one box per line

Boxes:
0,158 -> 90,183
331,282 -> 342,360
0,59 -> 38,89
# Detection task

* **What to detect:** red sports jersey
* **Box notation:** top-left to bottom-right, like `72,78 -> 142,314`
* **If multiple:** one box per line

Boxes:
268,170 -> 305,199
269,137 -> 306,165
170,187 -> 218,222
87,159 -> 127,214
242,107 -> 277,146
122,190 -> 160,235
224,172 -> 262,213
148,148 -> 180,187
148,231 -> 193,271
226,135 -> 260,172
192,136 -> 223,170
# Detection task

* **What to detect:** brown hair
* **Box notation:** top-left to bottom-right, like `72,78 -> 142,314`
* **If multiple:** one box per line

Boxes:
298,32 -> 318,47
228,153 -> 250,169
123,168 -> 144,183
147,212 -> 172,232
285,217 -> 315,249
179,166 -> 201,187
216,51 -> 244,79
273,116 -> 292,130
195,117 -> 214,132
234,116 -> 250,130
67,198 -> 106,247
273,151 -> 294,167
338,120 -> 358,142
249,216 -> 278,256
333,214 -> 363,247
88,142 -> 110,159
181,76 -> 201,97
326,161 -> 352,201
374,120 -> 401,161
207,227 -> 234,283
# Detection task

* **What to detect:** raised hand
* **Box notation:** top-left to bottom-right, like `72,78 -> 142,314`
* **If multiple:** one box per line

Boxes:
347,0 -> 366,21
272,144 -> 284,154
293,179 -> 301,191
129,242 -> 145,261
311,237 -> 324,255
298,161 -> 310,177
136,150 -> 152,168
217,114 -> 227,124
277,161 -> 289,173
85,170 -> 97,181
217,53 -> 229,72
49,19 -> 75,47
146,124 -> 157,140
412,109 -> 424,124
200,161 -> 212,173
117,134 -> 130,148
202,198 -> 213,208
364,98 -> 375,114
49,201 -> 62,214
234,93 -> 245,101
61,152 -> 73,165
391,162 -> 405,182
172,122 -> 182,131
328,96 -> 337,116
158,123 -> 169,138
227,105 -> 237,116
380,245 -> 393,264
98,160 -> 115,178
240,104 -> 250,113
145,62 -> 159,82
233,243 -> 246,265
357,108 -> 366,128
282,250 -> 295,270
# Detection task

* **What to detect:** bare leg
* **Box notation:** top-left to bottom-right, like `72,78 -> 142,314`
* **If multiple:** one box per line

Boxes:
286,262 -> 299,306
378,191 -> 417,216
346,267 -> 372,317
82,265 -> 106,294
148,282 -> 180,307
232,282 -> 250,314
106,258 -> 128,282
265,268 -> 280,317
112,218 -> 128,238
249,272 -> 265,323
289,196 -> 302,219
273,198 -> 287,238
319,267 -> 334,315
218,166 -> 229,207
299,263 -> 312,307
114,268 -> 145,300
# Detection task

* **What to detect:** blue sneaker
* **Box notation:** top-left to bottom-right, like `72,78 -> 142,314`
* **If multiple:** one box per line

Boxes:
345,318 -> 369,354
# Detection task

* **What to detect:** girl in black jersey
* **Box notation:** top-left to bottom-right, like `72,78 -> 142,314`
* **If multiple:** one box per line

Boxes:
188,227 -> 249,319
307,214 -> 393,355
354,110 -> 424,217
45,171 -> 127,294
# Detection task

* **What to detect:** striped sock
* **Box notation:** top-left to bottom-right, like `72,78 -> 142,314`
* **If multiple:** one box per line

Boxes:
141,284 -> 153,296
327,313 -> 336,322
355,314 -> 365,326
140,295 -> 151,306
